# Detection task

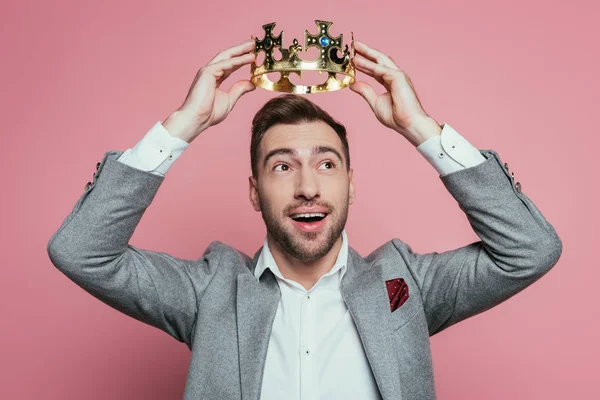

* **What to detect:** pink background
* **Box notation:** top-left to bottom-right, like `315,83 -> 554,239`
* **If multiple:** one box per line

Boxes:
2,0 -> 597,398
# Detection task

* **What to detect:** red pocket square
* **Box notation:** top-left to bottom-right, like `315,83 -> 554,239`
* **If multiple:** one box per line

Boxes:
386,278 -> 409,312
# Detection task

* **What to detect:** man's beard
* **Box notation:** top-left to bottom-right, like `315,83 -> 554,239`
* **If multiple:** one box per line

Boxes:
258,193 -> 349,262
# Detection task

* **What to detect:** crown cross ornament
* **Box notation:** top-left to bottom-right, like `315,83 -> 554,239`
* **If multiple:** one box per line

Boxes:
251,20 -> 355,94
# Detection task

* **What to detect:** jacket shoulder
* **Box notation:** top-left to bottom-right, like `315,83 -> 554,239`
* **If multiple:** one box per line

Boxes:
202,240 -> 253,271
363,238 -> 415,264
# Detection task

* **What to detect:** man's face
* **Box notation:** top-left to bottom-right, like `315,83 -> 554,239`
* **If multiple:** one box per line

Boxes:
249,121 -> 355,262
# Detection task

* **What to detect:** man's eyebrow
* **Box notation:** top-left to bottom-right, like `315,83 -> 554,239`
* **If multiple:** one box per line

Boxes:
263,148 -> 296,168
314,146 -> 344,165
263,146 -> 344,168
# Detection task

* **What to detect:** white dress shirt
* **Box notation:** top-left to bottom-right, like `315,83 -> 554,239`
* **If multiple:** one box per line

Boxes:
115,121 -> 485,399
254,230 -> 381,400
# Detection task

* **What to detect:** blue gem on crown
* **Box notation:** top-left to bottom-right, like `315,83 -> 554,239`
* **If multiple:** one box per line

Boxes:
320,36 -> 330,46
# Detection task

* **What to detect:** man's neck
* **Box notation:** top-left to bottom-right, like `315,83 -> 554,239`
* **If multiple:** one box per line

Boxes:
266,233 -> 343,291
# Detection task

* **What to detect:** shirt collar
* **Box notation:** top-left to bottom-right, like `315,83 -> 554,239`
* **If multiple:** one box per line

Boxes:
254,230 -> 349,283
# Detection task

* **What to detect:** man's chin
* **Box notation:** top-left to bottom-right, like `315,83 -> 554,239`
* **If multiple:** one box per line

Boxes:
290,246 -> 331,262
286,232 -> 336,260
265,216 -> 341,261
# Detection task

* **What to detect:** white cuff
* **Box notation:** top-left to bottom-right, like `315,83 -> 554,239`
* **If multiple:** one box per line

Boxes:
416,123 -> 486,176
117,121 -> 189,176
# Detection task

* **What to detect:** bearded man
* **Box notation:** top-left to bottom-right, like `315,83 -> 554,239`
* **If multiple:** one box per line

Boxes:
48,38 -> 562,399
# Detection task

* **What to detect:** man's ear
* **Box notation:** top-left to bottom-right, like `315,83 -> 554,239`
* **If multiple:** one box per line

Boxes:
348,168 -> 355,205
249,176 -> 261,212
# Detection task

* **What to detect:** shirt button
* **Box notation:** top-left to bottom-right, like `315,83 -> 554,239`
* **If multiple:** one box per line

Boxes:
437,152 -> 445,158
305,350 -> 310,355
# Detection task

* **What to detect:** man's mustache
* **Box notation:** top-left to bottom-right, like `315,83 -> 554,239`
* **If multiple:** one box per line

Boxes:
283,201 -> 334,215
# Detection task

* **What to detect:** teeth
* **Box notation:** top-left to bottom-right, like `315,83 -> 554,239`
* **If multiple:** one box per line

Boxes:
291,213 -> 326,218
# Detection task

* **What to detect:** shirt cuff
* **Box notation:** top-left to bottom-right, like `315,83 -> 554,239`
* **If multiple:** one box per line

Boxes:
117,121 -> 189,176
416,123 -> 486,177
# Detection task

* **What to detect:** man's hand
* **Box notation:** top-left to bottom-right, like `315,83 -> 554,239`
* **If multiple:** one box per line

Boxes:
350,40 -> 442,147
163,39 -> 257,143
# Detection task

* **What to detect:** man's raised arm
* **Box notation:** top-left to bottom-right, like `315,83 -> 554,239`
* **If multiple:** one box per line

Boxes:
350,40 -> 562,336
47,39 -> 257,347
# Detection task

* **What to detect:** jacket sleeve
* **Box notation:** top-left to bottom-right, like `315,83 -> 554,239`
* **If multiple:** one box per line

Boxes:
392,149 -> 563,336
47,150 -> 220,348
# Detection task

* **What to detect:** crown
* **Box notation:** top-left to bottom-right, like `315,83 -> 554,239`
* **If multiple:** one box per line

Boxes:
251,20 -> 355,94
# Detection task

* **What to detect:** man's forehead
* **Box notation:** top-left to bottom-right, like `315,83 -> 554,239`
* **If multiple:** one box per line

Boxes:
260,121 -> 342,152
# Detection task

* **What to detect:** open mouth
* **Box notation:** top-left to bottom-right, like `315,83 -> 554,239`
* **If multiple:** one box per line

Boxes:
289,213 -> 328,232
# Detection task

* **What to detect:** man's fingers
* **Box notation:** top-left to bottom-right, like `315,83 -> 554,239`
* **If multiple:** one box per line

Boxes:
354,57 -> 394,92
193,52 -> 255,93
354,40 -> 399,70
208,39 -> 255,66
228,80 -> 256,107
350,81 -> 378,112
354,55 -> 399,88
203,52 -> 255,79
216,53 -> 256,83
354,58 -> 386,87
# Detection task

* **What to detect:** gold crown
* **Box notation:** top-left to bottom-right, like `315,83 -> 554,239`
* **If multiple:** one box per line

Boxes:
251,20 -> 355,94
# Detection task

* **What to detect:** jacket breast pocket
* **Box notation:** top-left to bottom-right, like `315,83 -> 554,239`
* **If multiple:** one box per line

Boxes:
389,285 -> 421,332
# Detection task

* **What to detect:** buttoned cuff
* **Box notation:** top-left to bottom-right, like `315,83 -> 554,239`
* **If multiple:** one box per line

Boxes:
416,123 -> 486,177
117,121 -> 189,176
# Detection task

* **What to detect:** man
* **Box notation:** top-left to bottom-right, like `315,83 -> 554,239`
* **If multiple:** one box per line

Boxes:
47,38 -> 562,400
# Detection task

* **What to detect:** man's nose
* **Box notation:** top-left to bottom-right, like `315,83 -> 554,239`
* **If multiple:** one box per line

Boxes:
294,167 -> 320,200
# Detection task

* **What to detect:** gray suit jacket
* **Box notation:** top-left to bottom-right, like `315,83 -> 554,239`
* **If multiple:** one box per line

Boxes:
47,148 -> 562,400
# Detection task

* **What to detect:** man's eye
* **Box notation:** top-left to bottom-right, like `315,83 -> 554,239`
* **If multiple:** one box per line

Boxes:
274,164 -> 289,171
319,161 -> 334,170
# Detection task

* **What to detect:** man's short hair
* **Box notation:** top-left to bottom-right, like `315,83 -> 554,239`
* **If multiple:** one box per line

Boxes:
250,94 -> 350,178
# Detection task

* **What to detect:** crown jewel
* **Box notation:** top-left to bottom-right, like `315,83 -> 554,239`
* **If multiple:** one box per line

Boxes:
251,20 -> 355,94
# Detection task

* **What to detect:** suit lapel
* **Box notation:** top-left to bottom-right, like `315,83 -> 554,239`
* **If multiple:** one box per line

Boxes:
237,247 -> 281,400
341,247 -> 402,400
